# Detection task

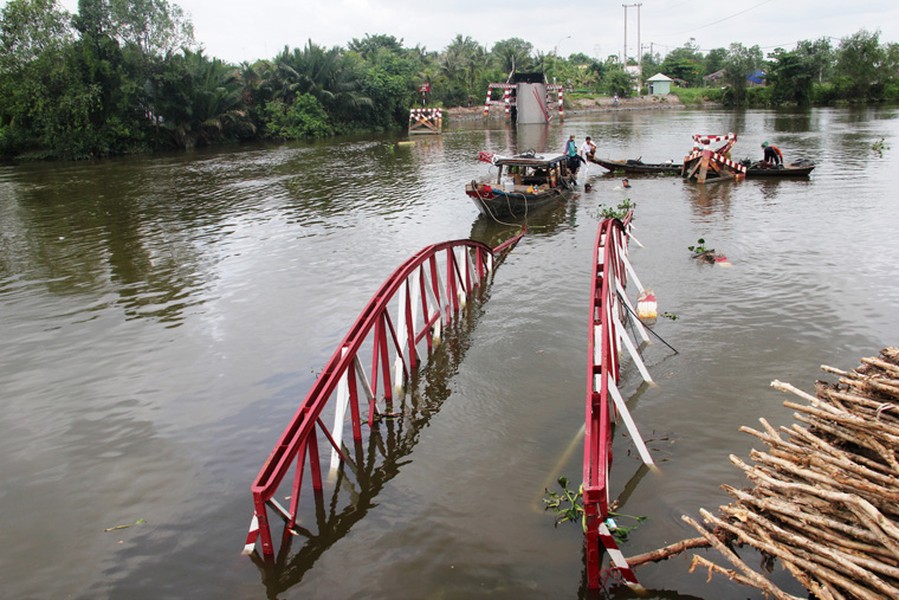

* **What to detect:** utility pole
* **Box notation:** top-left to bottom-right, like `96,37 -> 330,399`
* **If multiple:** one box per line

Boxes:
622,3 -> 643,91
622,3 -> 642,64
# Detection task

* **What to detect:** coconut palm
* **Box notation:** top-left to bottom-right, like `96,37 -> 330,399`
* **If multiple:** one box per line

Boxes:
152,49 -> 254,149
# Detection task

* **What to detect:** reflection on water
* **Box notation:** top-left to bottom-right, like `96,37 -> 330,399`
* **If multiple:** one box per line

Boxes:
1,108 -> 898,599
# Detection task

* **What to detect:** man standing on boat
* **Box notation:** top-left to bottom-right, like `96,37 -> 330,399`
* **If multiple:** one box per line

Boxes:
564,134 -> 581,174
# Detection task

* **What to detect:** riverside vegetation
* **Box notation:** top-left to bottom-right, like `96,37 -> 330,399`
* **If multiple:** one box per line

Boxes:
1,0 -> 898,160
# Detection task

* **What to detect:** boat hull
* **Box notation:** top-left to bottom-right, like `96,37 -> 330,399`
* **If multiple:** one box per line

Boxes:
466,151 -> 576,219
465,183 -> 567,218
589,156 -> 680,175
745,163 -> 816,177
591,157 -> 815,178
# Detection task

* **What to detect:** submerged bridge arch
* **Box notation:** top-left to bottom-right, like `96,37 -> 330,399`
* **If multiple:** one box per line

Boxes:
246,234 -> 522,558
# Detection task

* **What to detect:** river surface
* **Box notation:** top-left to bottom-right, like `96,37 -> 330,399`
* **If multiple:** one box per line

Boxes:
1,106 -> 897,599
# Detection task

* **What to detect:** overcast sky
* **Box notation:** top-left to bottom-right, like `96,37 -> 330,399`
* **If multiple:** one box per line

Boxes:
51,0 -> 899,65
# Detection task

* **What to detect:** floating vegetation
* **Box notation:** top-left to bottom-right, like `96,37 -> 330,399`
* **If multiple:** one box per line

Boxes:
596,198 -> 636,220
689,237 -> 730,265
104,518 -> 146,532
543,476 -> 647,542
687,238 -> 708,256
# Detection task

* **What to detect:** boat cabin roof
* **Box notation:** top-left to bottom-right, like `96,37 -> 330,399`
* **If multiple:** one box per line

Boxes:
493,153 -> 567,168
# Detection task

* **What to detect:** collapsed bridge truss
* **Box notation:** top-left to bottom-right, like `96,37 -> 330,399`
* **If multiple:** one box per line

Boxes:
584,214 -> 656,589
245,234 -> 522,558
245,217 -> 658,592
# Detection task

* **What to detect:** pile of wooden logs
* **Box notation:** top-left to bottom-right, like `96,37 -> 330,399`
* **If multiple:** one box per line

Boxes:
627,347 -> 899,599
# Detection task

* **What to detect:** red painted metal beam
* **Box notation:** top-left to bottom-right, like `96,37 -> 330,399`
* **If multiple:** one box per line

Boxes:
583,215 -> 642,589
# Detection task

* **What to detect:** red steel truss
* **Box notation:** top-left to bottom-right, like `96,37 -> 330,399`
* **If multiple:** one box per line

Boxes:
583,214 -> 655,589
245,234 -> 522,558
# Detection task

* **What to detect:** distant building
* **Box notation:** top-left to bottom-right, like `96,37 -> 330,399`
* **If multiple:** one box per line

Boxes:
624,64 -> 642,94
646,73 -> 673,95
702,69 -> 767,87
704,69 -> 726,85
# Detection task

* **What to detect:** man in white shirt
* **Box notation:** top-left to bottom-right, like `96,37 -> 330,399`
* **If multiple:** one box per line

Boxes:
581,136 -> 597,161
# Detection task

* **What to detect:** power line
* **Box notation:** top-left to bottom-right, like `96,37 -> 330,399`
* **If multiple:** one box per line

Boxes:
665,0 -> 776,37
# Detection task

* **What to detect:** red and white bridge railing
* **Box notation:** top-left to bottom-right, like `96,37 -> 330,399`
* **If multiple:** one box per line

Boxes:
583,214 -> 655,590
245,234 -> 523,558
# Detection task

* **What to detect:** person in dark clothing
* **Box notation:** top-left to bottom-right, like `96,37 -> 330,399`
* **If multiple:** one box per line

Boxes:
563,134 -> 581,174
762,141 -> 783,166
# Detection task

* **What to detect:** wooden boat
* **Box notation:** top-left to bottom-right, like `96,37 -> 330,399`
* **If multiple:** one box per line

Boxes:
588,156 -> 680,175
743,160 -> 816,177
590,156 -> 816,178
465,151 -> 577,218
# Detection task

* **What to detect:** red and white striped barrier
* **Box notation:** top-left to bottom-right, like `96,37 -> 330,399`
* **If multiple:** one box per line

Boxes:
692,132 -> 736,145
683,149 -> 747,174
408,108 -> 442,121
408,108 -> 443,134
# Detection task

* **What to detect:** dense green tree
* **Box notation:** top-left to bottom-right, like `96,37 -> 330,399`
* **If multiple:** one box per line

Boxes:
107,0 -> 194,57
603,66 -> 635,97
660,41 -> 704,87
350,45 -> 416,129
640,50 -> 661,81
0,0 -> 84,157
69,0 -> 149,155
834,29 -> 886,100
264,94 -> 332,139
797,38 -> 834,83
261,41 -> 373,136
490,38 -> 534,78
440,35 -> 487,105
149,49 -> 253,149
347,34 -> 404,59
883,42 -> 899,101
703,48 -> 728,77
721,43 -> 763,105
766,47 -> 815,106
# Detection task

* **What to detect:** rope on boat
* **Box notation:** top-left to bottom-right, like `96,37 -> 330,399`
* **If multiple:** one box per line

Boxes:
623,347 -> 899,599
470,180 -> 528,226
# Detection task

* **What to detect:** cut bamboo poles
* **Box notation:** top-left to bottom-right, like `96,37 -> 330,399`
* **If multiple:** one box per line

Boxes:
624,347 -> 899,598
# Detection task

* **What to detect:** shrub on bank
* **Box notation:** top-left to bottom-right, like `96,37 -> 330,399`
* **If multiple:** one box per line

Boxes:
671,87 -> 724,105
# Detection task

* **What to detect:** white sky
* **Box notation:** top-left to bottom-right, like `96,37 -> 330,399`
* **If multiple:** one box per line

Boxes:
46,0 -> 899,65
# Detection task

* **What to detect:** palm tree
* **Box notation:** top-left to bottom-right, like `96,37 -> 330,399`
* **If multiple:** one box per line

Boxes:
265,41 -> 372,126
153,49 -> 254,149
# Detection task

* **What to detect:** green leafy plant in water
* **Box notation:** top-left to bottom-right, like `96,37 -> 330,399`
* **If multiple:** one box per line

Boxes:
872,137 -> 889,157
597,198 -> 636,220
604,512 -> 647,542
544,476 -> 585,529
687,237 -> 708,255
543,476 -> 647,542
660,312 -> 678,320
